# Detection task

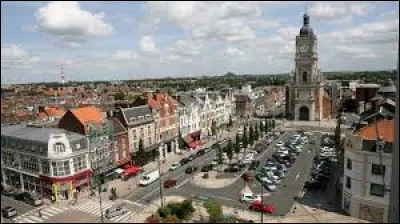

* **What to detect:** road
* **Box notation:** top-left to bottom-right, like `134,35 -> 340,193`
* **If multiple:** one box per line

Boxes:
1,195 -> 36,223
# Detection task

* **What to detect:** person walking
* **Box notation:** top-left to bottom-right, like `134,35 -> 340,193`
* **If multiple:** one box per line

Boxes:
38,208 -> 42,218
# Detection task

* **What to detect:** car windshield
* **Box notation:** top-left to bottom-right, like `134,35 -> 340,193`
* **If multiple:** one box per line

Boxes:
141,176 -> 150,180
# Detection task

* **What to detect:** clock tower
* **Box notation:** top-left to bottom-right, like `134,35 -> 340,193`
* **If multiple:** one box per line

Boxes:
286,13 -> 331,121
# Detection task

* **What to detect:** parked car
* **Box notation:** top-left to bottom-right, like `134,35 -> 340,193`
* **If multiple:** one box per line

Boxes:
188,154 -> 197,161
179,158 -> 190,165
249,161 -> 260,171
249,201 -> 275,213
264,183 -> 277,191
224,166 -> 240,173
274,170 -> 286,179
275,141 -> 284,147
164,179 -> 178,188
240,192 -> 260,203
169,163 -> 181,171
185,166 -> 197,174
196,149 -> 206,157
105,206 -> 129,219
304,180 -> 327,191
1,206 -> 17,219
201,164 -> 213,172
204,147 -> 211,153
242,172 -> 254,182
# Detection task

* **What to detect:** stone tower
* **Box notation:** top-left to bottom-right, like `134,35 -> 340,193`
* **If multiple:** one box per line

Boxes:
286,13 -> 328,121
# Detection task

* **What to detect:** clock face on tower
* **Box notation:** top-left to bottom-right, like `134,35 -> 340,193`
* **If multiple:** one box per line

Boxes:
300,44 -> 309,53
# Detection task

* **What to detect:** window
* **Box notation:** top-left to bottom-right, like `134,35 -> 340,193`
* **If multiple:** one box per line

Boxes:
21,155 -> 39,173
343,197 -> 350,212
371,164 -> 385,176
52,161 -> 70,176
148,125 -> 151,134
54,143 -> 66,153
146,114 -> 151,119
370,183 -> 385,197
148,137 -> 152,145
346,176 -> 351,189
76,143 -> 81,149
41,160 -> 50,175
139,116 -> 144,120
73,156 -> 87,172
303,72 -> 307,82
347,159 -> 352,170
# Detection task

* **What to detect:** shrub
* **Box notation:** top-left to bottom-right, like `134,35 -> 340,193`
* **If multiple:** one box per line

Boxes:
146,215 -> 161,223
164,214 -> 180,223
203,199 -> 224,223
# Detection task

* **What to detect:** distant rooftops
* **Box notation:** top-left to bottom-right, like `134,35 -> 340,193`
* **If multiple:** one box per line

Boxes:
354,119 -> 394,142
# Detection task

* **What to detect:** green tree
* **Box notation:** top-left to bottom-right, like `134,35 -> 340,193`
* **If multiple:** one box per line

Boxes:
255,123 -> 259,141
178,131 -> 185,149
259,120 -> 264,134
114,91 -> 125,100
234,133 -> 241,157
211,120 -> 217,136
267,119 -> 272,132
228,116 -> 233,128
242,125 -> 248,149
249,124 -> 254,146
272,119 -> 276,129
226,139 -> 233,165
179,200 -> 195,220
135,139 -> 146,166
265,119 -> 269,133
203,199 -> 224,223
217,147 -> 224,171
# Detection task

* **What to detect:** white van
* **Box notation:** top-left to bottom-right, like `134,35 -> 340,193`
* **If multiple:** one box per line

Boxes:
139,170 -> 160,186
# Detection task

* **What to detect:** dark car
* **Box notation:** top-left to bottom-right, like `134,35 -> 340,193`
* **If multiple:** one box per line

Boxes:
237,162 -> 246,169
249,161 -> 260,171
201,164 -> 213,172
1,206 -> 18,219
13,191 -> 28,200
164,179 -> 178,188
185,166 -> 197,174
304,180 -> 327,191
188,154 -> 197,161
282,155 -> 295,163
224,166 -> 240,173
179,158 -> 190,165
242,172 -> 254,182
196,149 -> 205,157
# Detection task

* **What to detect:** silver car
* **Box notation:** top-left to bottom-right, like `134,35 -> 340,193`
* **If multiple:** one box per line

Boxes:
105,206 -> 128,219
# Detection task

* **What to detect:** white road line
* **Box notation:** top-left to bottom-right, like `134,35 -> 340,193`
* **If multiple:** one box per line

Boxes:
26,215 -> 43,222
175,179 -> 189,188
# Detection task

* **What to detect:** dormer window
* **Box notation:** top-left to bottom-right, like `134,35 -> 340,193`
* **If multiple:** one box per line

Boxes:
146,114 -> 151,119
54,143 -> 66,153
139,116 -> 144,120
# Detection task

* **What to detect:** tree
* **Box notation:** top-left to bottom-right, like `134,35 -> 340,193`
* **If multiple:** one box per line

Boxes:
265,119 -> 269,133
135,139 -> 146,166
259,120 -> 264,134
242,126 -> 248,149
226,140 -> 233,166
203,199 -> 224,223
234,133 -> 241,157
255,123 -> 259,141
178,131 -> 186,149
217,147 -> 224,171
228,116 -> 233,129
272,119 -> 276,130
114,91 -> 125,100
249,124 -> 254,146
267,119 -> 271,132
211,120 -> 217,136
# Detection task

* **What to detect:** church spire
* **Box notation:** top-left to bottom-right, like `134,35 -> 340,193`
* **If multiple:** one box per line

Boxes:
303,13 -> 310,26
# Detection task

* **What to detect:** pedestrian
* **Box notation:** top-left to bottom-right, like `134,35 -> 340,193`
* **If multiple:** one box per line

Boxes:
38,208 -> 42,218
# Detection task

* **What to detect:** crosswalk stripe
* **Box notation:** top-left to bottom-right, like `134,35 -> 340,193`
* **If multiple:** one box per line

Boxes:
111,212 -> 131,222
27,215 -> 44,222
41,211 -> 54,217
18,219 -> 35,223
49,207 -> 64,213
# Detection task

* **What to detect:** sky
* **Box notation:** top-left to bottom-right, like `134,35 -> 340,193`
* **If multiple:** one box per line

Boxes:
1,1 -> 399,84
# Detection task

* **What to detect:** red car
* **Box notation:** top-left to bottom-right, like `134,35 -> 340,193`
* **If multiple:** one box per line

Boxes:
163,179 -> 177,188
249,201 -> 275,213
242,172 -> 254,182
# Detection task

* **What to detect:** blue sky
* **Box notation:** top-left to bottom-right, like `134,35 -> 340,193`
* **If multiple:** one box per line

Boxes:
1,1 -> 399,84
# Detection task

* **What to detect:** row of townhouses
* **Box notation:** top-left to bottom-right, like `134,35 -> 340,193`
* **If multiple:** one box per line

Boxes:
1,90 -> 236,202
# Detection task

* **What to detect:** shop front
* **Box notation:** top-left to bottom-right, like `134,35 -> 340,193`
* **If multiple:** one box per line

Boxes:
39,169 -> 92,202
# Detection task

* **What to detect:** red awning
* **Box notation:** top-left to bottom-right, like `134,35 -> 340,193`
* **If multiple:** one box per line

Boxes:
189,131 -> 201,138
123,166 -> 141,175
184,135 -> 194,144
39,169 -> 92,182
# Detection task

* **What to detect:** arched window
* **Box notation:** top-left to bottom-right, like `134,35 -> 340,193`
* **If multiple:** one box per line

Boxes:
303,72 -> 308,82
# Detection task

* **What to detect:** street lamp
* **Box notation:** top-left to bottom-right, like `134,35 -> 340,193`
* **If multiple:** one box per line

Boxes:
260,183 -> 264,223
157,144 -> 164,208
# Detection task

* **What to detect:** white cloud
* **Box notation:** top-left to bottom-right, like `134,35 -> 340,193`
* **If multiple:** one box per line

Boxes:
139,36 -> 158,53
35,1 -> 113,46
309,1 -> 369,23
1,44 -> 41,70
113,50 -> 138,61
225,47 -> 246,57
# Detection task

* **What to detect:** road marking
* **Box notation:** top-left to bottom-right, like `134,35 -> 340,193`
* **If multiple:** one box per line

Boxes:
296,174 -> 300,180
175,179 -> 189,188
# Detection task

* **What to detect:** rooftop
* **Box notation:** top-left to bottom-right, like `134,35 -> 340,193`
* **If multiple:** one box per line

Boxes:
69,106 -> 103,125
354,119 -> 394,142
1,125 -> 84,143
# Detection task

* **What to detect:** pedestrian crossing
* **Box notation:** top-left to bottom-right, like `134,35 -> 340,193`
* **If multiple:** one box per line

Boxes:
13,206 -> 69,223
71,199 -> 142,223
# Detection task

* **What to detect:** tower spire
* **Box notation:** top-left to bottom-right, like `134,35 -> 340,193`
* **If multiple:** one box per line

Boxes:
61,64 -> 65,85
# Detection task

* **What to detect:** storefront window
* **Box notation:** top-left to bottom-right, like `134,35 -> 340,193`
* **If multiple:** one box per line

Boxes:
42,160 -> 50,175
73,156 -> 87,172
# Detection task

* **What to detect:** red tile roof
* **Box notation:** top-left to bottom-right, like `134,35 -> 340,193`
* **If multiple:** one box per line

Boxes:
354,119 -> 394,142
44,106 -> 65,117
70,106 -> 103,125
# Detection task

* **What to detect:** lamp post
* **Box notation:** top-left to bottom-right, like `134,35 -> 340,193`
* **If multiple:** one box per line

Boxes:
261,183 -> 264,223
